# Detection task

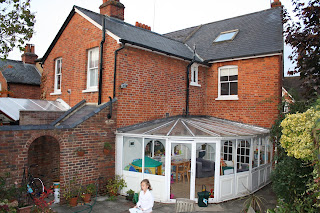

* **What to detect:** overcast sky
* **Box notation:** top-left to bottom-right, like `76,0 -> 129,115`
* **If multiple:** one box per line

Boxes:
7,0 -> 301,75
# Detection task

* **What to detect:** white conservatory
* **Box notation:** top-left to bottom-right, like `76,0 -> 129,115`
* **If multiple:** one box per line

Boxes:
115,116 -> 273,203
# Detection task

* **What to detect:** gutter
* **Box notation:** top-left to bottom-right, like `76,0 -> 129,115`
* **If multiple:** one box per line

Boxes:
98,16 -> 106,105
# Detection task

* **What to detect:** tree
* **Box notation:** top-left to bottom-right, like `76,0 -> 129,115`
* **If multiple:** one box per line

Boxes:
0,0 -> 35,59
284,0 -> 320,99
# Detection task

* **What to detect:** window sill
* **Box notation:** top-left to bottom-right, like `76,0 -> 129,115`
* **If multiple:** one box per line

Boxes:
82,88 -> 98,93
215,96 -> 238,101
50,91 -> 61,95
190,82 -> 201,87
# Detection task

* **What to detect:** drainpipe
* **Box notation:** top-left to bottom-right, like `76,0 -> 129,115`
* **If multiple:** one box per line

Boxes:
98,16 -> 106,105
113,43 -> 125,98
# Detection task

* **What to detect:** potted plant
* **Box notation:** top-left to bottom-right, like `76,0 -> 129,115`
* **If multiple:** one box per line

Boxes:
125,189 -> 134,201
63,176 -> 81,207
81,183 -> 95,203
103,142 -> 112,155
105,175 -> 126,200
75,147 -> 85,157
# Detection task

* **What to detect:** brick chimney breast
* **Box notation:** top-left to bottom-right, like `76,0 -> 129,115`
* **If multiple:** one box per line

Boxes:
100,0 -> 125,20
271,0 -> 282,8
21,44 -> 38,64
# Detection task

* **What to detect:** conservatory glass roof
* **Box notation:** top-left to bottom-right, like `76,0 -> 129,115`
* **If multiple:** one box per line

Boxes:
118,116 -> 269,137
0,97 -> 69,121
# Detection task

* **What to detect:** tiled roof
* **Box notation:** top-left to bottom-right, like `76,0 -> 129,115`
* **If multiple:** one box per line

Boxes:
165,7 -> 283,62
0,59 -> 41,85
74,6 -> 201,62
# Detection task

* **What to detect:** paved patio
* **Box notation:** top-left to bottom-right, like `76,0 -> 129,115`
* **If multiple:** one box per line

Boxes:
51,184 -> 277,213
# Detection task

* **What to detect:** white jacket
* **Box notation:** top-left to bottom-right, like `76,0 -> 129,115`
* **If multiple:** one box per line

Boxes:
136,190 -> 154,213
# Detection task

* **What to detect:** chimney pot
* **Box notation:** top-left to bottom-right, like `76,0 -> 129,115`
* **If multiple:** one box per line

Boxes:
21,44 -> 38,64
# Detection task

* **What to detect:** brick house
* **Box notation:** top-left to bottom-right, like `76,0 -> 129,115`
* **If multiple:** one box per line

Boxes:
0,0 -> 283,203
0,44 -> 42,99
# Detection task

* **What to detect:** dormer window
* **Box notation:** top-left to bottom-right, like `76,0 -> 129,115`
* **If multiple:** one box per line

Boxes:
190,63 -> 200,87
214,29 -> 239,43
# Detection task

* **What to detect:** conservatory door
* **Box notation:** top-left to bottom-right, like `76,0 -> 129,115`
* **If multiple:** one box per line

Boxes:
170,142 -> 193,199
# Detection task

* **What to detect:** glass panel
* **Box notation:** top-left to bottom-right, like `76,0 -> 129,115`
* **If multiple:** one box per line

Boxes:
220,76 -> 228,81
230,82 -> 238,95
221,83 -> 229,95
171,143 -> 191,199
215,31 -> 237,42
57,75 -> 61,90
89,69 -> 98,87
229,67 -> 238,76
128,121 -> 174,135
266,139 -> 271,164
252,138 -> 259,168
123,137 -> 142,173
195,143 -> 216,198
237,139 -> 250,173
229,75 -> 238,81
260,138 -> 266,165
143,139 -> 165,176
168,121 -> 193,136
220,69 -> 229,77
56,59 -> 61,74
184,122 -> 212,136
220,140 -> 234,176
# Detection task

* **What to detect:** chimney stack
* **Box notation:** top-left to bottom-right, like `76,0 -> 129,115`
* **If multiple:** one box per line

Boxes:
135,22 -> 151,31
271,0 -> 282,8
21,44 -> 38,64
99,0 -> 125,20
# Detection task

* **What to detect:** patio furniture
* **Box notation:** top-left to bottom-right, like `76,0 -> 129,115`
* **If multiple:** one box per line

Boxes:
196,158 -> 215,178
175,198 -> 195,212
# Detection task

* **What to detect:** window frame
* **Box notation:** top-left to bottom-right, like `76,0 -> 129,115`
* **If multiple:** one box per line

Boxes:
190,63 -> 201,87
216,65 -> 239,100
84,47 -> 99,92
53,58 -> 62,94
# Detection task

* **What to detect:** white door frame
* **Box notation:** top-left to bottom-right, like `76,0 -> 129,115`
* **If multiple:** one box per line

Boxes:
169,139 -> 219,202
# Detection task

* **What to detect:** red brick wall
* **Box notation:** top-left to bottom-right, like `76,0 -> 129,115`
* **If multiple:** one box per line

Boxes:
0,103 -> 116,202
8,83 -> 41,99
19,111 -> 65,125
41,11 -> 281,130
42,12 -> 118,106
115,46 -> 206,127
205,55 -> 282,128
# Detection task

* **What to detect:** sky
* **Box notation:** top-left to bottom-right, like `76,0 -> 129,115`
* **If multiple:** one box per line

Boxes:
6,0 -> 301,75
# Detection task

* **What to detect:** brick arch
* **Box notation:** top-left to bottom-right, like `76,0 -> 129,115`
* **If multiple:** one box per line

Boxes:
27,133 -> 61,188
25,131 -> 62,150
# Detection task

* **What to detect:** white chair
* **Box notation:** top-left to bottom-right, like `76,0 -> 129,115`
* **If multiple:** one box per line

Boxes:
175,198 -> 195,212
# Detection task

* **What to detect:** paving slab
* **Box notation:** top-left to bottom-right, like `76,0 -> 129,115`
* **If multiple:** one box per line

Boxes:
51,184 -> 276,213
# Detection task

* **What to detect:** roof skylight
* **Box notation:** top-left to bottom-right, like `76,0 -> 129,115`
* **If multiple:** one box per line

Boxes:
214,29 -> 239,43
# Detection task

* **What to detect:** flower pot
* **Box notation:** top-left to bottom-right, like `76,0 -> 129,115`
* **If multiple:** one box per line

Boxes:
83,193 -> 91,203
18,206 -> 32,213
103,148 -> 110,155
77,151 -> 85,156
69,197 -> 78,207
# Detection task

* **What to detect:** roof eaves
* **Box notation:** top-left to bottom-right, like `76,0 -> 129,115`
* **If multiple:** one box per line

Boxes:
120,39 -> 205,65
41,7 -> 76,64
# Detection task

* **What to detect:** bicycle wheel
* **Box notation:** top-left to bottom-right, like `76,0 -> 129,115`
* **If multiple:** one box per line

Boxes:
29,178 -> 44,197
